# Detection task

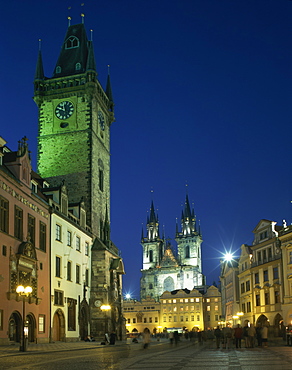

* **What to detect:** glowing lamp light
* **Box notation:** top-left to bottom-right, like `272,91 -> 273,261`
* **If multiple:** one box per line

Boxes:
100,304 -> 111,311
125,294 -> 131,299
224,252 -> 234,262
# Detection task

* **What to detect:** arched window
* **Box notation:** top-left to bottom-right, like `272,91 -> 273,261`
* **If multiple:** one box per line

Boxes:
149,283 -> 153,289
149,249 -> 153,262
185,245 -> 190,258
56,66 -> 61,74
65,36 -> 79,49
75,63 -> 81,71
98,159 -> 104,192
163,276 -> 174,292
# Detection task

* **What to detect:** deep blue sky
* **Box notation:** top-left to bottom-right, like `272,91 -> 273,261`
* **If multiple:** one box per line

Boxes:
1,0 -> 291,299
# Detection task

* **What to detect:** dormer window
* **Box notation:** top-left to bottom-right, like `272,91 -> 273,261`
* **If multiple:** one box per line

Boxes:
65,36 -> 79,49
75,63 -> 81,71
31,180 -> 38,193
56,66 -> 61,74
260,231 -> 268,240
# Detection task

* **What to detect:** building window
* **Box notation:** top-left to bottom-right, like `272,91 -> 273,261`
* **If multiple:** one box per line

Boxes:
67,298 -> 76,331
85,269 -> 89,286
38,315 -> 45,334
256,294 -> 260,306
289,251 -> 292,264
273,267 -> 279,280
75,62 -> 81,71
0,196 -> 9,233
149,283 -> 153,289
265,292 -> 270,305
263,270 -> 269,282
39,221 -> 46,251
28,214 -> 35,246
76,236 -> 80,251
99,169 -> 104,192
255,272 -> 259,284
2,245 -> 7,256
241,283 -> 245,294
215,315 -> 218,321
206,306 -> 210,311
191,315 -> 194,321
56,256 -> 61,277
173,307 -> 177,312
127,318 -> 130,323
275,291 -> 280,303
173,316 -> 177,322
56,66 -> 61,73
65,36 -> 79,49
263,249 -> 267,261
14,206 -> 23,239
67,231 -> 72,246
185,245 -> 190,258
180,316 -> 183,322
85,242 -> 89,256
246,302 -> 251,312
0,309 -> 3,330
260,231 -> 268,240
149,249 -> 153,263
215,305 -> 218,311
67,261 -> 72,281
257,251 -> 262,263
197,315 -> 200,321
133,318 -> 136,323
56,224 -> 61,241
54,290 -> 64,305
268,248 -> 272,260
76,265 -> 80,284
246,280 -> 250,292
196,298 -> 200,302
242,303 -> 246,313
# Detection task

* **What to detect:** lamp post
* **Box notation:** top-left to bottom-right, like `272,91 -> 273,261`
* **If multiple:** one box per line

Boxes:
100,304 -> 111,339
16,285 -> 32,352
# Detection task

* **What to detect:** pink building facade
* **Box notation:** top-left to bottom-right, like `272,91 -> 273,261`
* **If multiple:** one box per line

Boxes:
0,137 -> 50,345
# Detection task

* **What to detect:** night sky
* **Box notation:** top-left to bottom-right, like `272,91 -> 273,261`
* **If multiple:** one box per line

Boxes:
1,0 -> 291,299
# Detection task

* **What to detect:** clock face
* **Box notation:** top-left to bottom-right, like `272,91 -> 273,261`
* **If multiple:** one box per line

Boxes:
98,110 -> 105,130
94,300 -> 101,307
55,101 -> 74,120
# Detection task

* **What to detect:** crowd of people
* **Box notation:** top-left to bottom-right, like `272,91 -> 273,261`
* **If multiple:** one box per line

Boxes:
200,323 -> 269,349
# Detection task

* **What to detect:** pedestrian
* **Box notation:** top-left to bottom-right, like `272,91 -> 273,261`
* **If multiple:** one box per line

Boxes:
214,326 -> 222,349
109,331 -> 116,345
243,324 -> 249,348
142,328 -> 151,349
248,324 -> 256,348
222,324 -> 232,349
261,325 -> 268,347
173,330 -> 179,345
256,325 -> 262,347
234,324 -> 243,348
169,331 -> 174,345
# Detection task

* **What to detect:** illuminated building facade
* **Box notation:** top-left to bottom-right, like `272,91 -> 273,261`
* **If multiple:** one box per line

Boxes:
140,195 -> 204,300
0,137 -> 50,345
237,220 -> 285,336
124,286 -> 221,334
33,21 -> 125,339
42,183 -> 92,342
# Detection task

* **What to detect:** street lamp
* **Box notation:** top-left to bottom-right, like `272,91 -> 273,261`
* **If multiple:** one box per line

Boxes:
16,285 -> 32,352
100,304 -> 111,338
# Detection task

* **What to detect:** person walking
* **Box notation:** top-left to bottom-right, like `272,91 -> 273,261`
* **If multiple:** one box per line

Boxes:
261,325 -> 268,347
248,324 -> 256,348
234,324 -> 243,348
142,328 -> 151,349
222,324 -> 232,349
214,326 -> 222,349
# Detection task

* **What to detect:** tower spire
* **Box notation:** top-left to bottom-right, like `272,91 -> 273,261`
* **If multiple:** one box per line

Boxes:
34,39 -> 44,81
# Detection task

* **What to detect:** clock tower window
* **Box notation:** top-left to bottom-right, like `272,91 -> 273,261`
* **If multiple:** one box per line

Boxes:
75,63 -> 81,71
65,36 -> 79,49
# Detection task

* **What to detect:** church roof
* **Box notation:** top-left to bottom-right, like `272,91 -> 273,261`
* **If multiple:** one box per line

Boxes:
53,23 -> 96,78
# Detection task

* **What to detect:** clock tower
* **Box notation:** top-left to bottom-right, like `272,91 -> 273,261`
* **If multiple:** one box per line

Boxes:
34,22 -> 114,237
34,21 -> 125,340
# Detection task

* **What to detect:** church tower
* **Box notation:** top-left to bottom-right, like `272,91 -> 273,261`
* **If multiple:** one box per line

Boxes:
141,201 -> 163,270
34,22 -> 114,237
175,194 -> 204,287
34,20 -> 125,340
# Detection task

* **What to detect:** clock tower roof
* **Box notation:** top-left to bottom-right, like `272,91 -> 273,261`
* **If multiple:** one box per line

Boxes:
53,23 -> 96,78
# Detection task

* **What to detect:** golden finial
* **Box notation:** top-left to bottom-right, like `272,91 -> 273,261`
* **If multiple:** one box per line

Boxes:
38,39 -> 42,51
90,29 -> 93,41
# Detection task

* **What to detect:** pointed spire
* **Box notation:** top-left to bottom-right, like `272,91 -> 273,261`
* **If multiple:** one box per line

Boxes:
106,65 -> 114,105
86,40 -> 96,72
141,226 -> 144,242
34,40 -> 44,81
